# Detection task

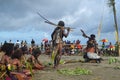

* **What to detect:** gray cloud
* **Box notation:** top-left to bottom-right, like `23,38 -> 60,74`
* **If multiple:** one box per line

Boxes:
0,0 -> 119,44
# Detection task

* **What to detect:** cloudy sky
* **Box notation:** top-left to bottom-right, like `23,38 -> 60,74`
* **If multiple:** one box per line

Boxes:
0,0 -> 120,45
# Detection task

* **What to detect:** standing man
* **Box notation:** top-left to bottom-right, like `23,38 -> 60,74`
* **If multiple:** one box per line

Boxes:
16,40 -> 20,48
51,21 -> 70,68
31,39 -> 35,48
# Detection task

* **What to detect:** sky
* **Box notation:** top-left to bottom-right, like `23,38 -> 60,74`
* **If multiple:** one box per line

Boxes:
0,0 -> 120,45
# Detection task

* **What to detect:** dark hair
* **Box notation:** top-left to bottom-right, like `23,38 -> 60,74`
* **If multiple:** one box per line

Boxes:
11,49 -> 23,59
32,48 -> 41,59
1,43 -> 14,56
58,21 -> 65,26
90,34 -> 95,38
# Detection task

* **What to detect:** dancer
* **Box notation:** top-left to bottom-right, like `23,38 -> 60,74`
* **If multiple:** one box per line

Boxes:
51,21 -> 70,68
81,29 -> 101,63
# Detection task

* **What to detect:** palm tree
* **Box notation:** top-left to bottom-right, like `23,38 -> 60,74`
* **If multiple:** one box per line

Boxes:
108,0 -> 119,56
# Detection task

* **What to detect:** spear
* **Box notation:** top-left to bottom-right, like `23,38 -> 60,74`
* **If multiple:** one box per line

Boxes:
37,12 -> 75,31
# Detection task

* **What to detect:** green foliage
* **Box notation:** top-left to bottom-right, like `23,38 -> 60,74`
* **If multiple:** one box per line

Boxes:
114,66 -> 120,69
43,62 -> 53,67
108,57 -> 120,70
57,67 -> 92,75
0,65 -> 6,71
108,57 -> 118,64
0,71 -> 6,79
25,61 -> 33,79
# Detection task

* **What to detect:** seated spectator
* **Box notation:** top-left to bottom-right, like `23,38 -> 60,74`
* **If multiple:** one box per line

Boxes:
27,47 -> 44,70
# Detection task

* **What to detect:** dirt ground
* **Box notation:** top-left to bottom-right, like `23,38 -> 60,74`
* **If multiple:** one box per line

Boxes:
33,54 -> 120,80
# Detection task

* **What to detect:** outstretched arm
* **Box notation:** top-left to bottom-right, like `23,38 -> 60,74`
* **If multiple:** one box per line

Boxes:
80,29 -> 89,38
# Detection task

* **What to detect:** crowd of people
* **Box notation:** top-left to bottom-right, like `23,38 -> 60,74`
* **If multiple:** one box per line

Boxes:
0,20 -> 119,79
0,39 -> 44,79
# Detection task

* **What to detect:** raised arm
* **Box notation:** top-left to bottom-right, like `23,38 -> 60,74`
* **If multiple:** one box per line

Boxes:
80,29 -> 90,38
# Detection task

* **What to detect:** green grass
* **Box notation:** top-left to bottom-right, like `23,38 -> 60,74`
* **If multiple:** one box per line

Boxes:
57,67 -> 92,75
